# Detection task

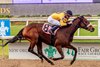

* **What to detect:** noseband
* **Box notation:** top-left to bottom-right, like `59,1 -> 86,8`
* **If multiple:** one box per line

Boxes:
78,16 -> 91,28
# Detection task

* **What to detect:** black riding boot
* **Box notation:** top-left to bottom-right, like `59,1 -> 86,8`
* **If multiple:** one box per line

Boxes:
50,25 -> 59,35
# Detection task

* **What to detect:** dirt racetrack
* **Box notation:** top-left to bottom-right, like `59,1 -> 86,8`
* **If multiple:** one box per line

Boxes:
1,43 -> 100,67
0,59 -> 100,67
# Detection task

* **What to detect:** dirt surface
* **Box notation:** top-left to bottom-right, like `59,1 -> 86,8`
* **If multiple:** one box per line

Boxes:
1,43 -> 100,67
0,59 -> 100,67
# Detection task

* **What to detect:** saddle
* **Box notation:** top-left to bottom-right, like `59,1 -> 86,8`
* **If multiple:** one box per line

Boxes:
42,23 -> 59,45
42,23 -> 59,35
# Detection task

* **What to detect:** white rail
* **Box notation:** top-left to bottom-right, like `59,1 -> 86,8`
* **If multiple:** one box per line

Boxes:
0,36 -> 100,45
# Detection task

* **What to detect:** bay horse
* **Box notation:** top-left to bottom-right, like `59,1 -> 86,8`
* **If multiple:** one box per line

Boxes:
3,16 -> 94,65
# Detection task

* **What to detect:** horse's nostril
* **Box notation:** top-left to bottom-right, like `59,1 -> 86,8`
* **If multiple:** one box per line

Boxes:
90,28 -> 95,32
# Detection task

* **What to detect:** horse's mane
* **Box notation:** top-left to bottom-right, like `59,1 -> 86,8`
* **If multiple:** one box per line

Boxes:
72,16 -> 80,23
72,18 -> 77,22
60,16 -> 79,29
72,16 -> 84,22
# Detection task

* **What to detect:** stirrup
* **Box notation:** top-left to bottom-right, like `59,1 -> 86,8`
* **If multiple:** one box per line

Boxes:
49,30 -> 54,35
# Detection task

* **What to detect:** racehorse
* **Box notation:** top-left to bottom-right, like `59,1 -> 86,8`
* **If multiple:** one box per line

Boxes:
2,16 -> 94,65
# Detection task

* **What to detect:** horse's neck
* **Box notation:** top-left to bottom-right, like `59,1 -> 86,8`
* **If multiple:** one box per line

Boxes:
67,18 -> 80,36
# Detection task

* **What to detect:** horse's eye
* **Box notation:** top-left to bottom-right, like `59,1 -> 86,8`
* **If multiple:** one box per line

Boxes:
85,21 -> 88,24
85,22 -> 87,23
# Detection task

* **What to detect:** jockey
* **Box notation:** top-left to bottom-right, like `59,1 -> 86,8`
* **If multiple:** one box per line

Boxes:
48,10 -> 73,34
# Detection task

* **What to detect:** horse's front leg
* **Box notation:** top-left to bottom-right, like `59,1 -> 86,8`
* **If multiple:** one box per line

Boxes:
51,45 -> 64,60
67,44 -> 77,65
28,41 -> 43,61
37,41 -> 54,65
50,39 -> 64,61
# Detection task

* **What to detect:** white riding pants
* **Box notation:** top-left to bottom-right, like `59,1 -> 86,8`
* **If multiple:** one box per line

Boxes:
47,16 -> 60,26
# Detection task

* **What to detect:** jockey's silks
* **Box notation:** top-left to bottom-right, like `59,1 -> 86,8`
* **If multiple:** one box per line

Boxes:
51,12 -> 69,26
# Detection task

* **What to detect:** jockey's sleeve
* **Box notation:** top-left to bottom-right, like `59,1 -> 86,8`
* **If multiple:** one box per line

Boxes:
51,13 -> 60,20
60,20 -> 67,26
62,17 -> 68,23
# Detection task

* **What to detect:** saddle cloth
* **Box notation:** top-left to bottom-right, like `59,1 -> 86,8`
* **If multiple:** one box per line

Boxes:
42,23 -> 58,35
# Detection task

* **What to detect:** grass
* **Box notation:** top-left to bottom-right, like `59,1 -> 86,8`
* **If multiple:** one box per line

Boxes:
74,20 -> 99,42
11,25 -> 25,36
0,44 -> 9,58
79,20 -> 98,36
74,20 -> 98,36
10,20 -> 98,36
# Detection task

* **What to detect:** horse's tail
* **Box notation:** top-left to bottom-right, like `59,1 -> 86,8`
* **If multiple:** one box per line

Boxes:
2,28 -> 24,47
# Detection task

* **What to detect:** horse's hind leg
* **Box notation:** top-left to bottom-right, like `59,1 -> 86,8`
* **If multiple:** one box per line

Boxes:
37,41 -> 54,65
68,44 -> 77,65
23,28 -> 43,61
28,41 -> 43,61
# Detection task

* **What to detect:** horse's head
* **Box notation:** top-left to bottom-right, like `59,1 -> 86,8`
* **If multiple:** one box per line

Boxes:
78,16 -> 95,32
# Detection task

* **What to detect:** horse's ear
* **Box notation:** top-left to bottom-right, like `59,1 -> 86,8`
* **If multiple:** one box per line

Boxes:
80,16 -> 84,18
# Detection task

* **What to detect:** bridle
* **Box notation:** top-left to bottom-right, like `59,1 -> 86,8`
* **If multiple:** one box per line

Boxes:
78,16 -> 92,28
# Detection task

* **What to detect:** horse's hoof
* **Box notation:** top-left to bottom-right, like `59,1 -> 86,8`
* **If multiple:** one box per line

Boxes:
41,59 -> 43,63
48,59 -> 54,65
52,58 -> 58,61
70,61 -> 74,65
50,62 -> 54,65
49,57 -> 53,60
39,57 -> 43,63
49,57 -> 57,61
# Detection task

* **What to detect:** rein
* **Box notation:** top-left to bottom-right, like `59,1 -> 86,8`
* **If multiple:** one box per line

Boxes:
78,16 -> 92,28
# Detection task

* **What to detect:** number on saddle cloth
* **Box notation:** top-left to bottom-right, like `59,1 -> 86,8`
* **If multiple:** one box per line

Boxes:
42,23 -> 52,34
42,23 -> 59,35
